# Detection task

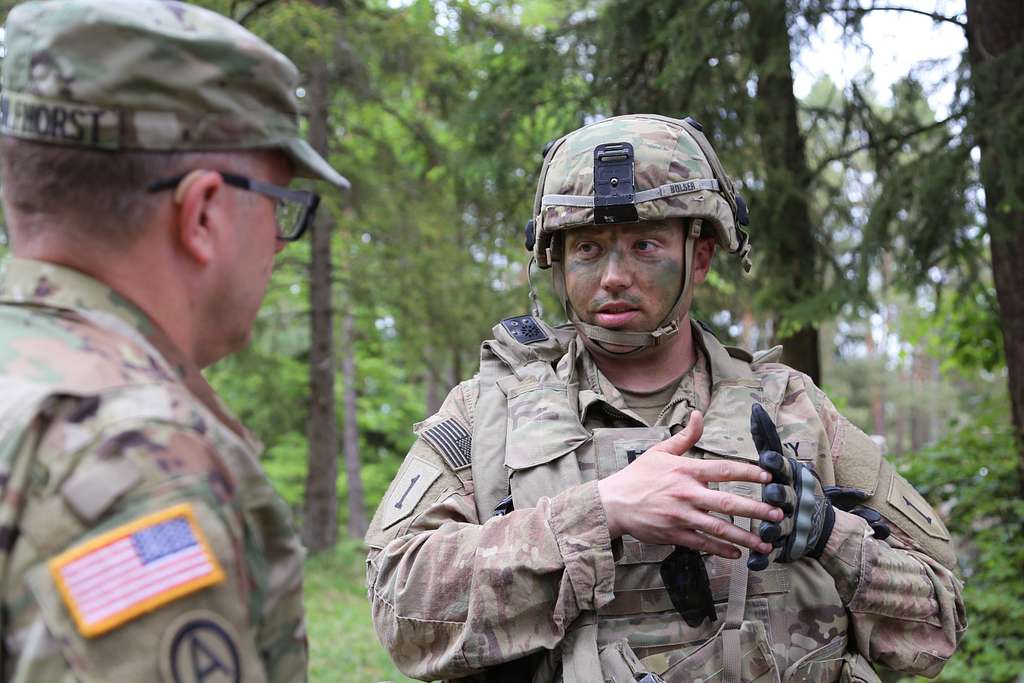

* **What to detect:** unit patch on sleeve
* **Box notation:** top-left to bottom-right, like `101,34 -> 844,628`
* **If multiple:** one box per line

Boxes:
382,456 -> 442,530
49,503 -> 225,638
420,418 -> 473,471
160,611 -> 242,683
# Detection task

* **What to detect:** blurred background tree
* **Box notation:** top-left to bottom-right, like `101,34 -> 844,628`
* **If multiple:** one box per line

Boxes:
1,0 -> 1019,679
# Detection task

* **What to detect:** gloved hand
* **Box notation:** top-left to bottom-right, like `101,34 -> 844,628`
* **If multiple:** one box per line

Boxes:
823,485 -> 891,541
747,404 -> 835,571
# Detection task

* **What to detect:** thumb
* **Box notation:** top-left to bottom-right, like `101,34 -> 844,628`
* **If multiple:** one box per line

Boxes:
659,410 -> 704,456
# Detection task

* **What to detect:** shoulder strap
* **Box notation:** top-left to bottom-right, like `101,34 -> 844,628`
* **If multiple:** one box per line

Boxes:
470,316 -> 573,521
471,344 -> 513,522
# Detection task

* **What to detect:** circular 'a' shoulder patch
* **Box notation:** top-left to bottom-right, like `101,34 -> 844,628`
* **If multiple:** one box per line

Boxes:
160,610 -> 242,683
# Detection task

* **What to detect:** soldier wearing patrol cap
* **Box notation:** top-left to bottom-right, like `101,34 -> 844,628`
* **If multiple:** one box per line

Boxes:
365,115 -> 966,682
0,1 -> 348,680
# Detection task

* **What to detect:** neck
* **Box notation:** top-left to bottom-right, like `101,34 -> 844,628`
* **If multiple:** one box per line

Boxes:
12,235 -> 205,368
585,315 -> 696,392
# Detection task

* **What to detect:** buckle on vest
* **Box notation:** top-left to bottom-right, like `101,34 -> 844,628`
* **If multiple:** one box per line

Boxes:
493,495 -> 515,517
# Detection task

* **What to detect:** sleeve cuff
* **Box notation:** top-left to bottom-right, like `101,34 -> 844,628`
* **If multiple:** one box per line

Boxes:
547,480 -> 617,611
818,508 -> 870,603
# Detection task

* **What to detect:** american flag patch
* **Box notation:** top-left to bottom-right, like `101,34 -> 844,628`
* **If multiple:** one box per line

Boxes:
421,418 -> 472,470
49,503 -> 224,638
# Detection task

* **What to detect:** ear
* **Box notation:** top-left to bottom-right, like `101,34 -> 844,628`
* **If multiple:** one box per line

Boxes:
175,170 -> 227,266
691,236 -> 716,285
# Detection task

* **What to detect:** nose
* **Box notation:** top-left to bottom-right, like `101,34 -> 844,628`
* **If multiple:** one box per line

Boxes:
274,237 -> 287,254
600,249 -> 632,292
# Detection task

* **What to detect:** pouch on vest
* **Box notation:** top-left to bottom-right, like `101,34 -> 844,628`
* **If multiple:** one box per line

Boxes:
645,620 -> 780,683
504,378 -> 590,510
694,380 -> 762,464
839,651 -> 883,683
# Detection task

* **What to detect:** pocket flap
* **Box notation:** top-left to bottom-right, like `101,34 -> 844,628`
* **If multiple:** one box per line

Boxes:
504,383 -> 590,470
695,380 -> 762,462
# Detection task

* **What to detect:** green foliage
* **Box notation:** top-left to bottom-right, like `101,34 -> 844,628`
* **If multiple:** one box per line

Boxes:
899,283 -> 1005,376
304,539 -> 415,682
898,399 -> 1024,682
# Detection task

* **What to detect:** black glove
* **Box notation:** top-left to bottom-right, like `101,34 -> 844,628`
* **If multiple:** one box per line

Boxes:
747,404 -> 835,571
823,485 -> 891,541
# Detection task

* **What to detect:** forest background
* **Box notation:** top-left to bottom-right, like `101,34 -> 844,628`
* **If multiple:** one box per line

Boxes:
1,0 -> 1022,681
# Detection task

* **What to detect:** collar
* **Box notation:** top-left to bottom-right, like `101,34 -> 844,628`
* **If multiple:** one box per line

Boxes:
573,329 -> 707,427
0,258 -> 252,443
0,257 -> 155,332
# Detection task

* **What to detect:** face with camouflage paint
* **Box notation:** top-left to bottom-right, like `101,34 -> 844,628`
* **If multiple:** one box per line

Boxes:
563,219 -> 687,334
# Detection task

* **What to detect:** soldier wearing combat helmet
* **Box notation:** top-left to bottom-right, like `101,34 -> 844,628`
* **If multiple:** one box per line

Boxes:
366,115 -> 965,682
0,1 -> 347,680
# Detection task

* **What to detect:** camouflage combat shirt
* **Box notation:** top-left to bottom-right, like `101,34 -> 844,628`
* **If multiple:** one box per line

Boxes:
0,258 -> 307,682
366,325 -> 966,682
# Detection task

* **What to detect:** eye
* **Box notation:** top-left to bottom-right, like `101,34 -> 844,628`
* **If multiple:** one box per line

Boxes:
574,241 -> 600,257
635,239 -> 658,252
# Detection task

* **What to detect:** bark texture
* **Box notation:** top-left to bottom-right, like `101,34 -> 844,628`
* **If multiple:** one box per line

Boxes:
966,0 -> 1024,493
745,0 -> 822,385
342,308 -> 367,537
302,49 -> 340,552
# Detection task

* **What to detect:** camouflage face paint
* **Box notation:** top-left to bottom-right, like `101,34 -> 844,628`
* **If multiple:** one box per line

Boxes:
564,220 -> 685,331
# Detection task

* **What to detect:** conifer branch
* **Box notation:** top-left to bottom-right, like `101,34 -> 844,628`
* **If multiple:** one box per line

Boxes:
830,4 -> 967,30
810,111 -> 963,178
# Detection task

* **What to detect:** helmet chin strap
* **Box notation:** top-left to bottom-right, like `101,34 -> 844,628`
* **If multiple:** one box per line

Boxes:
554,219 -> 704,356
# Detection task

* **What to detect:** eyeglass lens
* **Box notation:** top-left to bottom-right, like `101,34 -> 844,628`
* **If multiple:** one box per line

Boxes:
275,200 -> 306,240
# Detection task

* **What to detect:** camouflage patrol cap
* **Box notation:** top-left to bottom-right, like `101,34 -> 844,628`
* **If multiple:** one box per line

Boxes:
532,114 -> 748,268
0,0 -> 349,189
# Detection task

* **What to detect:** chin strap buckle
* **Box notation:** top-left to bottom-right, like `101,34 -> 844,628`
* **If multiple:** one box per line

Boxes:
650,321 -> 680,343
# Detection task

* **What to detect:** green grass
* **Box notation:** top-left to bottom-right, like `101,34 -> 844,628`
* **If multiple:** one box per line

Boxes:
304,540 -> 417,683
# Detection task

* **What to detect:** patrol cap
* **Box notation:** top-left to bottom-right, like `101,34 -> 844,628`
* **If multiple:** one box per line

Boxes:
0,0 -> 350,189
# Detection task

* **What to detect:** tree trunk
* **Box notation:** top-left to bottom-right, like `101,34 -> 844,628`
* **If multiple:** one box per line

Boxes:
864,328 -> 886,438
341,307 -> 367,537
745,0 -> 822,385
426,362 -> 444,416
302,49 -> 339,552
910,350 -> 929,451
965,0 -> 1024,494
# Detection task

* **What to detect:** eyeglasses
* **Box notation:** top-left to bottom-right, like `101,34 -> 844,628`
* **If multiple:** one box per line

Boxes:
146,171 -> 321,242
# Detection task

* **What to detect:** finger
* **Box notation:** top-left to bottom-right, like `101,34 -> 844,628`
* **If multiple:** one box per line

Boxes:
747,551 -> 770,571
758,520 -> 782,543
683,511 -> 774,553
758,450 -> 787,482
691,488 -> 783,522
750,403 -> 783,454
657,410 -> 705,455
823,485 -> 871,508
672,529 -> 744,560
764,483 -> 795,513
690,458 -> 772,485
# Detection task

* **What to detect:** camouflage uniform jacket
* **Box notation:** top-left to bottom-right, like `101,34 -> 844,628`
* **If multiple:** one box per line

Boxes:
366,317 -> 966,682
0,258 -> 307,682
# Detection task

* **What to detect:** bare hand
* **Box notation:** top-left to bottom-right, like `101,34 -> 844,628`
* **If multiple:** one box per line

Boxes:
597,411 -> 782,559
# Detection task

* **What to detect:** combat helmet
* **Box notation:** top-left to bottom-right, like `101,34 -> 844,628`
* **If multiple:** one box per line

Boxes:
524,114 -> 752,353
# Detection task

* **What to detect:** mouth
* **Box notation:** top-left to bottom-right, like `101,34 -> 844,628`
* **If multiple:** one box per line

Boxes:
593,302 -> 641,327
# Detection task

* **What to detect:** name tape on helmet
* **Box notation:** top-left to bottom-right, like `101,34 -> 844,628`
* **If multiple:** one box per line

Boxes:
541,178 -> 720,209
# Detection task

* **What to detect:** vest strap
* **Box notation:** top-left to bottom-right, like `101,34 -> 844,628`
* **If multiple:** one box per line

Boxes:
471,345 -> 513,521
721,481 -> 757,683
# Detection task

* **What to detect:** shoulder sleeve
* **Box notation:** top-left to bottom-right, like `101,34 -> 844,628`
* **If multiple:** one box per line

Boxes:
816,390 -> 957,569
6,397 -> 305,683
364,381 -> 478,551
794,381 -> 966,676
